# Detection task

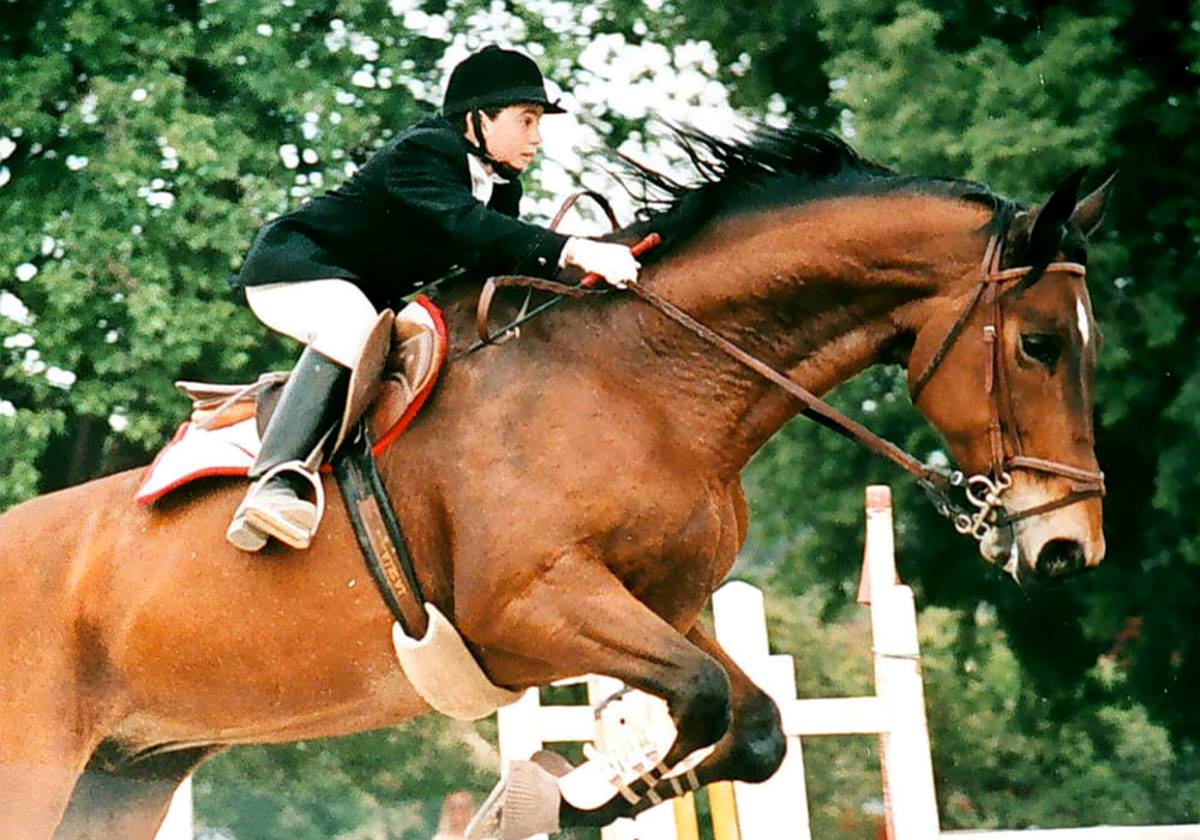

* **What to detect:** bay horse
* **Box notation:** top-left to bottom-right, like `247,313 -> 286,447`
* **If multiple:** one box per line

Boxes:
0,126 -> 1111,839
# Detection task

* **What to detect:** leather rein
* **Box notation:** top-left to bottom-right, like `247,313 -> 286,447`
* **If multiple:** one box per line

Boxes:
472,194 -> 1105,551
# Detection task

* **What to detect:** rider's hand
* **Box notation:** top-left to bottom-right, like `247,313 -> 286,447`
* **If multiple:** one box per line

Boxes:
560,237 -> 641,289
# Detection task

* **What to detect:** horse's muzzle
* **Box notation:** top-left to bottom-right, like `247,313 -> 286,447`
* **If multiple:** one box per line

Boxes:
979,526 -> 1094,584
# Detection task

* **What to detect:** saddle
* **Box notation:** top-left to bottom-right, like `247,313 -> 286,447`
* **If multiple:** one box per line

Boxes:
135,296 -> 447,504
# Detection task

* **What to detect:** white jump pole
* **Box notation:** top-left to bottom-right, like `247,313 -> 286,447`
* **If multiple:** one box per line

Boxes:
154,776 -> 193,840
863,485 -> 941,840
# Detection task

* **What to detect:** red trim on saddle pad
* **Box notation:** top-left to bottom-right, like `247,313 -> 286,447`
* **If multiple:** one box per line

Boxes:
134,420 -> 256,505
134,295 -> 448,505
141,463 -> 253,502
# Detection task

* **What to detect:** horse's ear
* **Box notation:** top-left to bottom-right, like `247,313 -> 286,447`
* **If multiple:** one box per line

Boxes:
1069,170 -> 1117,238
1023,167 -> 1088,265
1013,167 -> 1088,291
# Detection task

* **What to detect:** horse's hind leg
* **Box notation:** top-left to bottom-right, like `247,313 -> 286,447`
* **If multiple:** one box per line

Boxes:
54,744 -> 219,840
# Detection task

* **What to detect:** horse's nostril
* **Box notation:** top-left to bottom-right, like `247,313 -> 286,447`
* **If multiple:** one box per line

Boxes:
1035,539 -> 1086,579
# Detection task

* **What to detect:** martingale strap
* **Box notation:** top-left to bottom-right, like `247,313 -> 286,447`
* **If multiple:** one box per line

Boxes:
333,433 -> 429,638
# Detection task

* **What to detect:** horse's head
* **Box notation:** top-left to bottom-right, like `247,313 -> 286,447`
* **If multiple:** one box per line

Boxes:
907,171 -> 1115,582
607,126 -> 1118,582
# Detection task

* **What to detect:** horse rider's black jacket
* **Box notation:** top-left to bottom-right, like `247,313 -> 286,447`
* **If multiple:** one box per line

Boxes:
231,116 -> 568,310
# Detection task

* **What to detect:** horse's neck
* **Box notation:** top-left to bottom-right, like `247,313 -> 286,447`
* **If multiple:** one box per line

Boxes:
628,195 -> 987,476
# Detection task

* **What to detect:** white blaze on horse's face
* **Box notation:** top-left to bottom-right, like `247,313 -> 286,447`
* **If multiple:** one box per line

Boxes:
1076,295 -> 1091,348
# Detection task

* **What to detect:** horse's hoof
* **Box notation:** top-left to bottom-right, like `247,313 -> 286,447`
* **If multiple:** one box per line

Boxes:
465,759 -> 562,840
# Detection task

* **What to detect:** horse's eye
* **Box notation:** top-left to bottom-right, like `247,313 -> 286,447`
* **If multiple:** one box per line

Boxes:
1020,332 -> 1061,370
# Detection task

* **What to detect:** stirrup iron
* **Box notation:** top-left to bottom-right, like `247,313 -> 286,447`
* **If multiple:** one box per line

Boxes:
238,461 -> 327,550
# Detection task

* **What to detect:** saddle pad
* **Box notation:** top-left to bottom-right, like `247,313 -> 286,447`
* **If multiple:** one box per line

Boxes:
135,295 -> 448,506
134,418 -> 257,504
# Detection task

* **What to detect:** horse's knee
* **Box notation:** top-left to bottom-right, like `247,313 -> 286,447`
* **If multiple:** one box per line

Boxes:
672,656 -> 732,750
728,693 -> 786,783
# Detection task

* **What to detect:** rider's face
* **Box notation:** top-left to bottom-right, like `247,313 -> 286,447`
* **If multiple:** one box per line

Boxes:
476,104 -> 545,172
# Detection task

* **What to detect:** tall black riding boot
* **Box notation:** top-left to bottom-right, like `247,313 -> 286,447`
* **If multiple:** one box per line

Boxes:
226,346 -> 350,551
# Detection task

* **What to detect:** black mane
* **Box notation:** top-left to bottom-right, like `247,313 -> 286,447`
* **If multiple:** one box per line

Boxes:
613,124 -> 1007,261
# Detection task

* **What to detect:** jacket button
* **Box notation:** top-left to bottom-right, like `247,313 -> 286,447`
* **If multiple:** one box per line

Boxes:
537,256 -> 547,266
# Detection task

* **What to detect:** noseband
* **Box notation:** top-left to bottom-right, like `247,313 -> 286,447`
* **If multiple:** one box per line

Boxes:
906,232 -> 1105,544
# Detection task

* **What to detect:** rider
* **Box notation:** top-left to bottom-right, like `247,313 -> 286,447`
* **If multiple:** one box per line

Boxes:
226,45 -> 640,552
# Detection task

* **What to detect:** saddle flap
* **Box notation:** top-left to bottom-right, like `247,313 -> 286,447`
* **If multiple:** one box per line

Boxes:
338,299 -> 447,453
367,299 -> 448,446
367,377 -> 415,442
333,309 -> 396,454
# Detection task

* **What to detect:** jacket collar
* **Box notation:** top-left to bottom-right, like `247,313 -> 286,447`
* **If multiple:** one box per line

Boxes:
466,153 -> 509,204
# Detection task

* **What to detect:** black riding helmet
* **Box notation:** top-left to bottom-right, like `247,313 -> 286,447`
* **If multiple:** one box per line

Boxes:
443,45 -> 566,116
443,46 -> 565,179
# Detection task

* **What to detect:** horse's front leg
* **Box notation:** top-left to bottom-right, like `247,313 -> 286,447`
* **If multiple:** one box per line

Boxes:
459,549 -> 734,834
676,622 -> 787,783
587,621 -> 788,824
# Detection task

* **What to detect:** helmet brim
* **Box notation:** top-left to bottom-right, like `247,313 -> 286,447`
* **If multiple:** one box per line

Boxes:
444,92 -> 567,116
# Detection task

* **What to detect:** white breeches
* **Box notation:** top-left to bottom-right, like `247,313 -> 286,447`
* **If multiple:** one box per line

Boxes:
245,279 -> 379,368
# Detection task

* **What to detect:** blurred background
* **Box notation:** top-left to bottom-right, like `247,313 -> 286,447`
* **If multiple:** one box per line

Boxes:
2,0 -> 1198,837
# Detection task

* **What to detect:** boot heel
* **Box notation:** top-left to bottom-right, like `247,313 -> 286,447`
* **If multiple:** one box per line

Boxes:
226,508 -> 268,552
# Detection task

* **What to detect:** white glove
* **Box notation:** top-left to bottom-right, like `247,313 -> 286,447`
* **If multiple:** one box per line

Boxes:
560,237 -> 640,289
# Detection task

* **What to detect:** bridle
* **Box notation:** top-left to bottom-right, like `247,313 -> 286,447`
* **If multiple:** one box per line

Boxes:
905,229 -> 1106,545
472,196 -> 1105,555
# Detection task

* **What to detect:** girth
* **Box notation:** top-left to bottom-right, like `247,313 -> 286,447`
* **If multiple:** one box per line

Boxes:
333,432 -> 429,638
